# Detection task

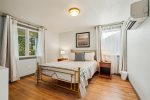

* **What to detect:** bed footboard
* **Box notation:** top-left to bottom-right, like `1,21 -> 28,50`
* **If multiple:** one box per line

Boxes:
36,63 -> 81,97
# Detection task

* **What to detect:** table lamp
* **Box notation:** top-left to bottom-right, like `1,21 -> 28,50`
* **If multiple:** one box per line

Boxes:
60,50 -> 65,58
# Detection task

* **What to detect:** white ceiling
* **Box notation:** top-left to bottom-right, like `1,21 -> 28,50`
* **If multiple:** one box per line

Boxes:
0,0 -> 136,33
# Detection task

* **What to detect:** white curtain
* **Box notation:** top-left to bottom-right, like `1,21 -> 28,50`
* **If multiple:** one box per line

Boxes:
96,26 -> 102,62
36,28 -> 46,64
119,22 -> 128,72
0,15 -> 19,82
0,16 -> 4,52
101,24 -> 122,74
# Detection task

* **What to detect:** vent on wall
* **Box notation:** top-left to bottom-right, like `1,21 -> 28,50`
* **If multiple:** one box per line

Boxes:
127,0 -> 149,30
127,21 -> 136,30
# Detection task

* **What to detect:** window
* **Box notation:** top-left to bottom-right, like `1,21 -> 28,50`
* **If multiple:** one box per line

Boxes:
29,31 -> 38,55
18,28 -> 26,56
101,25 -> 121,63
101,24 -> 121,74
18,27 -> 38,57
101,25 -> 121,56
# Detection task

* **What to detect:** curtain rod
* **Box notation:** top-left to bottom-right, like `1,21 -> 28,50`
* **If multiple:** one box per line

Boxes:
0,12 -> 47,30
96,21 -> 124,27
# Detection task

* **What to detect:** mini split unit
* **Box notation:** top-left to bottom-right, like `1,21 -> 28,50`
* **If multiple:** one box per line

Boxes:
127,0 -> 149,30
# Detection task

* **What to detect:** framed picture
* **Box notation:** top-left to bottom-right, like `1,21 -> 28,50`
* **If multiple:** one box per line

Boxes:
76,32 -> 90,48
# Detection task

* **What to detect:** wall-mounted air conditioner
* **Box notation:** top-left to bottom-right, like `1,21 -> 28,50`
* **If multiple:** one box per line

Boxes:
127,0 -> 149,30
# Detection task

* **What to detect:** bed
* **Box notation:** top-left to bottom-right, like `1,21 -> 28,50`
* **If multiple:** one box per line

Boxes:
36,50 -> 97,98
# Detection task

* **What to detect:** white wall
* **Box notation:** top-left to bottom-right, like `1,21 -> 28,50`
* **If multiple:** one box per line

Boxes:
127,13 -> 150,100
45,31 -> 60,62
59,28 -> 96,54
18,59 -> 37,77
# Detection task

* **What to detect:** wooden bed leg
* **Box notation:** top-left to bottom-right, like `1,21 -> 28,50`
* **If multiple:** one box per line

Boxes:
36,63 -> 40,84
78,67 -> 81,98
74,72 -> 76,91
78,85 -> 81,98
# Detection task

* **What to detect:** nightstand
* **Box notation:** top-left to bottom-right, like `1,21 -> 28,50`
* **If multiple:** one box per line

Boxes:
57,58 -> 68,62
99,62 -> 112,79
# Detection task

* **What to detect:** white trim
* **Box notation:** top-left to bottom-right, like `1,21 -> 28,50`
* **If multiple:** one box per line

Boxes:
17,21 -> 38,30
26,29 -> 29,56
28,29 -> 38,33
97,21 -> 124,27
19,55 -> 36,58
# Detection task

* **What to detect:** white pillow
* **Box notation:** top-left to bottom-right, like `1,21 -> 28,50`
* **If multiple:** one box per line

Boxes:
85,52 -> 95,61
69,53 -> 75,60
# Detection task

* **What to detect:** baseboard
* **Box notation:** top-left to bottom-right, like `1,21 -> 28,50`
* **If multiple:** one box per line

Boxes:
20,73 -> 35,79
129,80 -> 141,100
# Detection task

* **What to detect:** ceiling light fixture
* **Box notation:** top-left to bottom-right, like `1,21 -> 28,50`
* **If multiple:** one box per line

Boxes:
68,8 -> 80,16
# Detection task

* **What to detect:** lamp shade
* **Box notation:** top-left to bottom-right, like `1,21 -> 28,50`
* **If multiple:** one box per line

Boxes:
60,50 -> 65,55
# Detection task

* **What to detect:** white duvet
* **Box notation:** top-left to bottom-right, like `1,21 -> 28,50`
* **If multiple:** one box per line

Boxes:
40,60 -> 97,97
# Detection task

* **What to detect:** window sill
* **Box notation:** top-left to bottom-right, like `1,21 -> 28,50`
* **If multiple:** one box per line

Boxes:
19,56 -> 37,60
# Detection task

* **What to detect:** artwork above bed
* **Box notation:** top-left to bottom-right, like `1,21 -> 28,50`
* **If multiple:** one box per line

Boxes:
76,32 -> 90,48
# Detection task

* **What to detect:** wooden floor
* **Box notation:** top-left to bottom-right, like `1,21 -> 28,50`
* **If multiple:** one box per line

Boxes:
9,74 -> 139,100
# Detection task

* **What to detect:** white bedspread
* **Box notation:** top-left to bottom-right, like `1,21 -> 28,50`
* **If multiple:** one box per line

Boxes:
40,61 -> 97,97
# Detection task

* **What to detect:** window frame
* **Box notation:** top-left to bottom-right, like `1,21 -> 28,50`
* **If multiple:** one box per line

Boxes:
17,26 -> 39,59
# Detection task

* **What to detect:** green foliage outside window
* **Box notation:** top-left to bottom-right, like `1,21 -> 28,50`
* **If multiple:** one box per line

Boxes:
18,28 -> 38,56
18,28 -> 25,56
29,31 -> 38,55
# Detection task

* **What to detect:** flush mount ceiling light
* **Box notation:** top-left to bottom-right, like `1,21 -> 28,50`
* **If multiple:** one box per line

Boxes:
68,8 -> 80,16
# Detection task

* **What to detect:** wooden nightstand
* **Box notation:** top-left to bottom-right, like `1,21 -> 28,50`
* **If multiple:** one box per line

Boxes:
57,58 -> 68,62
99,62 -> 112,79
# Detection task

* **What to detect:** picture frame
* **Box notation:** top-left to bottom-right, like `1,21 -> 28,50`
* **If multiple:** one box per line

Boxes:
76,32 -> 90,48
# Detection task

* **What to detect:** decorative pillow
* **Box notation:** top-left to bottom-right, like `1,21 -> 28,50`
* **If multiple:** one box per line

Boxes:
85,52 -> 95,61
69,53 -> 75,60
75,52 -> 85,61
